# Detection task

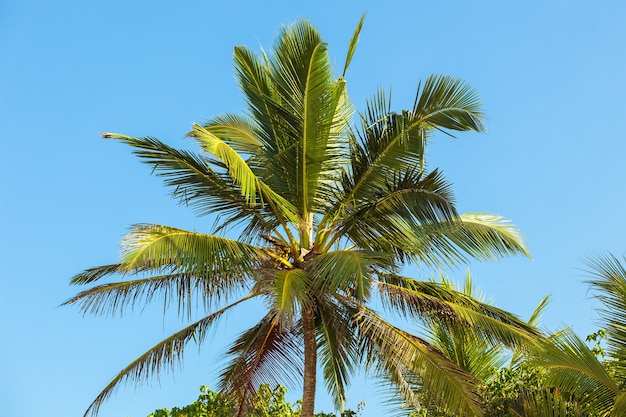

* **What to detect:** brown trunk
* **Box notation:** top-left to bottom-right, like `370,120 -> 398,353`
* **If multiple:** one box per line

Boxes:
301,304 -> 317,417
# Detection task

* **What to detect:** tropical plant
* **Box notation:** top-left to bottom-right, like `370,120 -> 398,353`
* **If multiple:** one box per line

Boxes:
64,16 -> 537,417
527,254 -> 626,416
147,384 -> 360,417
413,273 -> 549,417
148,384 -> 301,417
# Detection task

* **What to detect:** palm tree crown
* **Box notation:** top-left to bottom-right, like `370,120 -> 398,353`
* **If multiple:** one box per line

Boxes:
65,17 -> 537,417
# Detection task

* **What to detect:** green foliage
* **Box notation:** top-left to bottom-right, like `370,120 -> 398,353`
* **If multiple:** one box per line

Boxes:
147,384 -> 361,417
148,384 -> 300,417
479,365 -> 547,417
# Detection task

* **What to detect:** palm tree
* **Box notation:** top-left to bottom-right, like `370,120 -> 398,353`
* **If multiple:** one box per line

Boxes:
527,254 -> 626,416
65,17 -> 537,417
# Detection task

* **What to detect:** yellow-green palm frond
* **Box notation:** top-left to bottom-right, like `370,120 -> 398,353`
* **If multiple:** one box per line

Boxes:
391,213 -> 529,268
120,224 -> 262,275
199,113 -> 260,155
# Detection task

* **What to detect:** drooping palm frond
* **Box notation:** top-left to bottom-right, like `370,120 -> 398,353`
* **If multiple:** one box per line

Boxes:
219,311 -> 304,397
316,296 -> 360,410
81,296 -> 253,417
63,273 -> 227,319
423,273 -> 508,381
354,305 -> 484,417
309,250 -> 388,300
376,275 -> 539,349
270,268 -> 311,325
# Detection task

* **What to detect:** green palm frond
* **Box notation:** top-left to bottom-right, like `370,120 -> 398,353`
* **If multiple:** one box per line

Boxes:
101,133 -> 258,219
528,328 -> 618,416
585,253 -> 626,382
62,273 -> 235,319
341,14 -> 365,77
355,306 -> 483,417
393,213 -> 529,268
220,311 -> 304,395
81,297 -> 251,417
413,74 -> 484,133
377,276 -> 539,349
330,168 -> 458,256
342,90 -> 428,204
309,250 -> 387,300
424,273 -> 507,381
439,213 -> 530,260
316,297 -> 359,410
518,388 -> 584,417
69,264 -> 123,285
271,269 -> 311,324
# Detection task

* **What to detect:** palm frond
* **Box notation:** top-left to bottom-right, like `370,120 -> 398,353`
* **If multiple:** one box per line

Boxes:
331,168 -> 458,256
310,250 -> 386,301
101,133 -> 258,220
220,311 -> 304,396
316,297 -> 359,410
585,253 -> 626,382
423,273 -> 507,381
377,275 -> 540,349
120,224 -> 263,276
82,297 -> 252,417
62,273 -> 237,319
271,268 -> 311,324
342,14 -> 365,77
355,305 -> 484,417
528,328 -> 618,416
391,213 -> 529,268
69,264 -> 123,285
413,74 -> 484,133
200,113 -> 260,155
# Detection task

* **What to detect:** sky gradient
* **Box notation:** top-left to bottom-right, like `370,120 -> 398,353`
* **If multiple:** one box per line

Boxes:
2,1 -> 626,416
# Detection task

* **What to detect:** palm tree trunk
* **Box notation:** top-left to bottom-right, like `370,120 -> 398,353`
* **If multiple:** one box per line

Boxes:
301,304 -> 317,417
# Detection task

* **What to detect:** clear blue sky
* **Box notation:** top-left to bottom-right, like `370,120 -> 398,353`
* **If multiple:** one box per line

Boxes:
2,1 -> 626,416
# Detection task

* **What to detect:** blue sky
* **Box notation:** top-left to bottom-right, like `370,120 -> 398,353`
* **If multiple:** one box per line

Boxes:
2,1 -> 626,416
